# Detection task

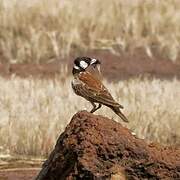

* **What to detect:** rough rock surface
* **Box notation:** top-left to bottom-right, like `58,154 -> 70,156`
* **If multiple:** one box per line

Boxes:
36,111 -> 180,180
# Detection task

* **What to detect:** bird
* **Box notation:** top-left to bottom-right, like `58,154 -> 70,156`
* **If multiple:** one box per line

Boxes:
71,57 -> 128,122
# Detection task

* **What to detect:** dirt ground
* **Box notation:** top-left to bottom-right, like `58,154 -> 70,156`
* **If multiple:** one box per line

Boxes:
0,49 -> 180,80
0,50 -> 180,179
0,168 -> 39,180
0,159 -> 42,180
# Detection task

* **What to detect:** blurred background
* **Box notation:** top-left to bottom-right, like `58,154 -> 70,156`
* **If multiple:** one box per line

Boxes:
0,0 -> 180,178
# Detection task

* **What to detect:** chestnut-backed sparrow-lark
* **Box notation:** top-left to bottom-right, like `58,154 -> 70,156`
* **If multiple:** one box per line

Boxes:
72,57 -> 128,122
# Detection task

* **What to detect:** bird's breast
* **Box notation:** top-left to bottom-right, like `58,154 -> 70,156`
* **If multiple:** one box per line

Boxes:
71,78 -> 84,96
71,78 -> 82,86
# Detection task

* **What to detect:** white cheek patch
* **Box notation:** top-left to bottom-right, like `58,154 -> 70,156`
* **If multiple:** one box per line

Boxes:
73,65 -> 80,70
80,60 -> 88,69
90,58 -> 97,64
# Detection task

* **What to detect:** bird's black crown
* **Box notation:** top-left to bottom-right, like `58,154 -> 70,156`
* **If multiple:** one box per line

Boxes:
72,57 -> 100,74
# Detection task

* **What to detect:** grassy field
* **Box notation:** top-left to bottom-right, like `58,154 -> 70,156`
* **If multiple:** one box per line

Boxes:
0,0 -> 180,63
0,0 -> 179,159
0,75 -> 179,157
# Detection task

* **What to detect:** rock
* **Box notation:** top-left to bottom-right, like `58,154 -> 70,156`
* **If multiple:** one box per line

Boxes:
36,111 -> 180,180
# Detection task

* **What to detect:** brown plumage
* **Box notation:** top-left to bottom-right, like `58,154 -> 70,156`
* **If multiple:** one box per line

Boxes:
72,57 -> 128,122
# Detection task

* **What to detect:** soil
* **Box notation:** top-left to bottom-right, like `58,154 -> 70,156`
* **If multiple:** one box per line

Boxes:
0,159 -> 42,180
0,168 -> 39,180
0,49 -> 180,80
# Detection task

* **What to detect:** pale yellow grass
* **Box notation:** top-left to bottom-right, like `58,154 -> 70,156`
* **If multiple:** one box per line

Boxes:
0,0 -> 180,63
0,75 -> 179,157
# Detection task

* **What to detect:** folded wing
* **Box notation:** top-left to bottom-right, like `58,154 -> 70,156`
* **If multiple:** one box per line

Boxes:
78,72 -> 124,108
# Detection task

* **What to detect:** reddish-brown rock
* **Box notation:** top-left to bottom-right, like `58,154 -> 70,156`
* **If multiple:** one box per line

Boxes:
36,111 -> 180,180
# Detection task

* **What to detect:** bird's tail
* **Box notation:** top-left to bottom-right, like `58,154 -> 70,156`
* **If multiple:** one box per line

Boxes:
111,107 -> 129,123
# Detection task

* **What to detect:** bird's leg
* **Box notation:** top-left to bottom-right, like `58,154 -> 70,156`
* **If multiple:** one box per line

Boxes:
90,103 -> 102,113
90,102 -> 96,113
96,104 -> 102,111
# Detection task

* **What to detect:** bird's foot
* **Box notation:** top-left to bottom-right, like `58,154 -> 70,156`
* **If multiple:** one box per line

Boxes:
90,103 -> 102,113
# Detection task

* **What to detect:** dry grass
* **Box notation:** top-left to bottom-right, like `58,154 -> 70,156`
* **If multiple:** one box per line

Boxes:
0,75 -> 179,157
0,0 -> 180,63
0,0 -> 180,158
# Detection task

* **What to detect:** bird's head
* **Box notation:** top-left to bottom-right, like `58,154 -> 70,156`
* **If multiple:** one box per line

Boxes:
72,57 -> 101,75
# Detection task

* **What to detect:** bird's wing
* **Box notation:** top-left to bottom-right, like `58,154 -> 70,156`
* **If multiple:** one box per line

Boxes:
78,72 -> 123,108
